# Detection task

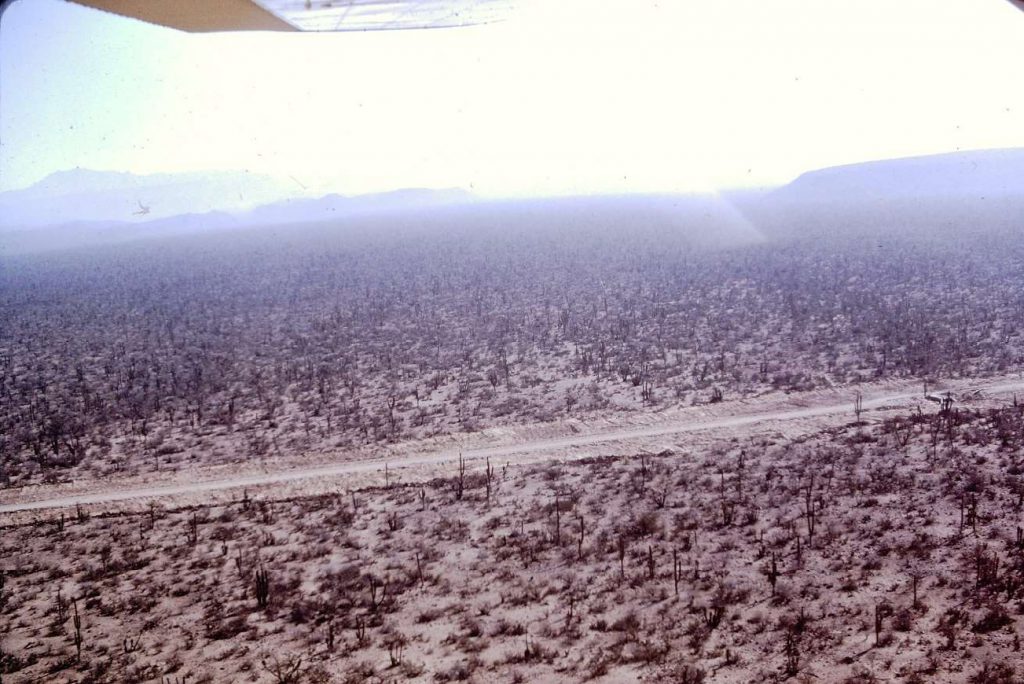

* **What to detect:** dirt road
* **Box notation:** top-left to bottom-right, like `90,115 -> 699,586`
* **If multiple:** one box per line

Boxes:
3,378 -> 1022,514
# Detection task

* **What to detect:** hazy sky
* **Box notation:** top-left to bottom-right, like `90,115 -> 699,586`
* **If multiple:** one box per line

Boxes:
1,0 -> 1023,196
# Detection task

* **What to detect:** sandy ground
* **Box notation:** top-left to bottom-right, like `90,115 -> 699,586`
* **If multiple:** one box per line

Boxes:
4,373 -> 1022,519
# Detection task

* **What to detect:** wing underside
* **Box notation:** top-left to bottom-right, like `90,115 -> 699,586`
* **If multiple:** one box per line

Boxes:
68,0 -> 513,32
67,0 -> 1024,32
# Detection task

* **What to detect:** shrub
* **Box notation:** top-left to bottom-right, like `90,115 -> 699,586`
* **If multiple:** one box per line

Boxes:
973,604 -> 1012,634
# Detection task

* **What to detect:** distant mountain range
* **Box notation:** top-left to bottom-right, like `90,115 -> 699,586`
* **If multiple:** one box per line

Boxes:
0,169 -> 480,253
0,168 -> 482,231
737,148 -> 1024,238
2,148 -> 1022,255
0,190 -> 762,256
0,168 -> 311,228
776,148 -> 1024,200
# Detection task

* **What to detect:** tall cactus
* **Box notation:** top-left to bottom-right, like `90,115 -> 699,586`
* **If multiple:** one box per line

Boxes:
255,566 -> 270,610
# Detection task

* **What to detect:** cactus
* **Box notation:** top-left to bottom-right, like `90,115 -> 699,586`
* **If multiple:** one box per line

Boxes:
485,457 -> 494,503
368,575 -> 388,613
783,627 -> 800,676
455,452 -> 466,500
255,566 -> 270,609
72,597 -> 83,662
123,634 -> 142,654
766,552 -> 780,597
186,511 -> 199,545
55,588 -> 68,625
673,548 -> 682,596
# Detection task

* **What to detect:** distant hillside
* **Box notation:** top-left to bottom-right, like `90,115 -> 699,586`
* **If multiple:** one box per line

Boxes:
745,148 -> 1024,238
0,168 -> 316,229
9,149 -> 1020,255
779,148 -> 1024,200
0,170 -> 479,253
0,192 -> 762,256
240,187 -> 477,226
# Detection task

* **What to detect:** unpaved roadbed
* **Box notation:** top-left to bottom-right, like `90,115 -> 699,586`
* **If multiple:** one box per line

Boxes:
3,375 -> 1022,514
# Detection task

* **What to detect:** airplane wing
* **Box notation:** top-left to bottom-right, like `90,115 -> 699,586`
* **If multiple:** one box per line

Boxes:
66,0 -> 1022,32
67,0 -> 513,32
